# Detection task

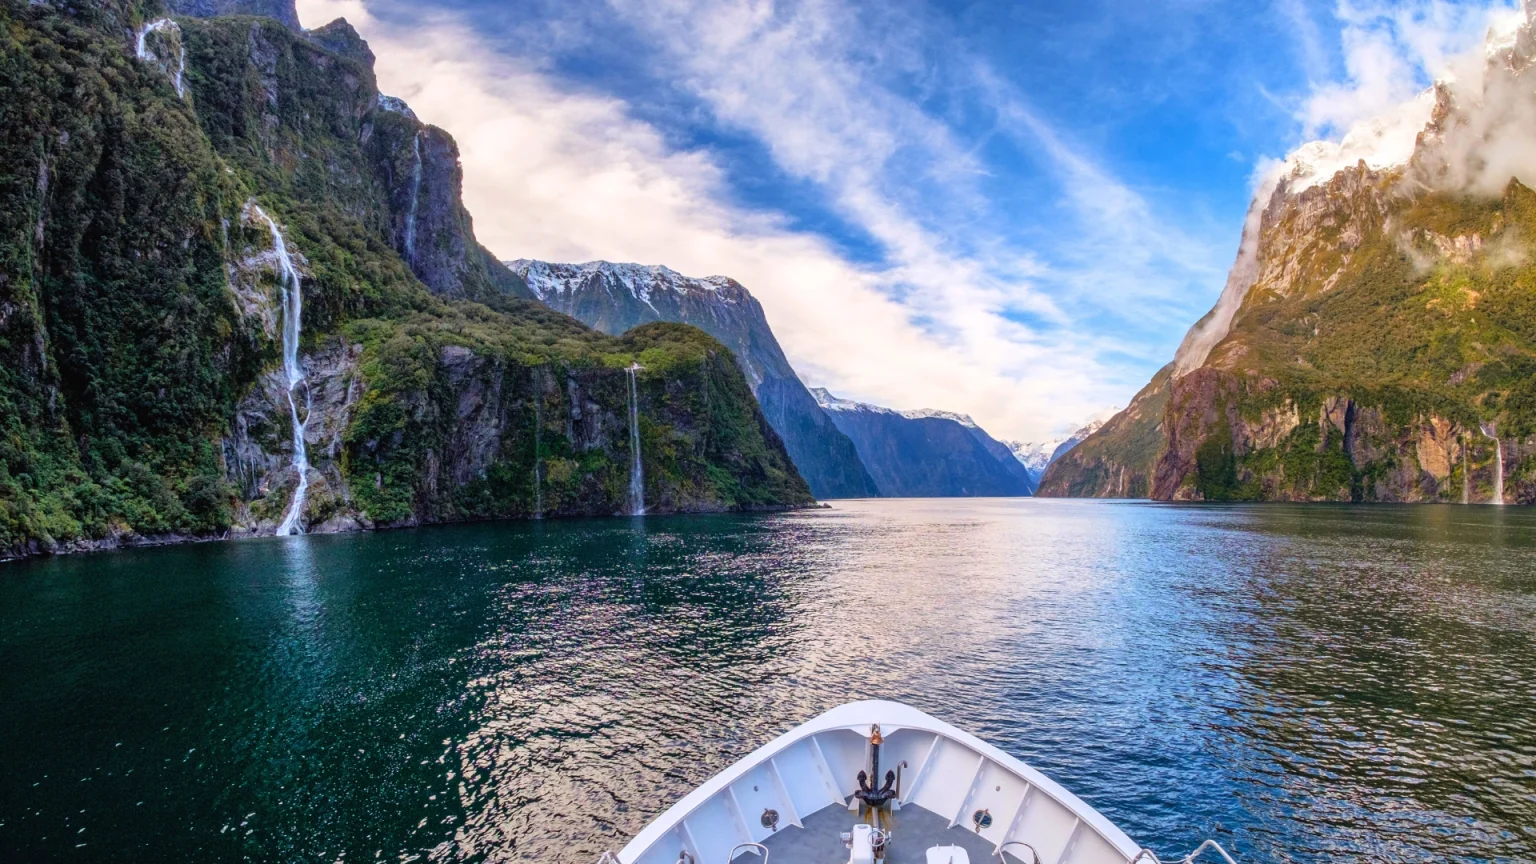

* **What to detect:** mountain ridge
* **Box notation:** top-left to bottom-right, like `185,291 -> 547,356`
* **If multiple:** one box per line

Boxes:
812,389 -> 1036,497
506,259 -> 880,499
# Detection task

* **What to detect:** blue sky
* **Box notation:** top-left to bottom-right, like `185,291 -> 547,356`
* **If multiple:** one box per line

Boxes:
298,0 -> 1517,441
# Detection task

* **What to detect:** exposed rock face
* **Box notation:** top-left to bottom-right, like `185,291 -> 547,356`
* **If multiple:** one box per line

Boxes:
381,122 -> 530,302
166,0 -> 301,30
1038,367 -> 1171,498
507,261 -> 878,499
1052,9 -> 1536,504
811,390 -> 1035,497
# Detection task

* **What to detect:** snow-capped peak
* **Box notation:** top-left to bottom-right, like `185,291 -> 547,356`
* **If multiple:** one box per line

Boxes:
811,389 -> 985,426
900,408 -> 979,427
1006,439 -> 1064,473
505,259 -> 733,311
810,388 -> 895,415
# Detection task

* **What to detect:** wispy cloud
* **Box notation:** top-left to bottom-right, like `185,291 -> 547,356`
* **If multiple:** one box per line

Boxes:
1276,0 -> 1331,82
295,0 -> 1243,440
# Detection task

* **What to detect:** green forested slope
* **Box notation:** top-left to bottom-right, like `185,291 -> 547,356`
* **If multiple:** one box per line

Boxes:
0,0 -> 811,558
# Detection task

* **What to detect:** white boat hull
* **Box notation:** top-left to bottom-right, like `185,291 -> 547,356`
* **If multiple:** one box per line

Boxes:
616,701 -> 1144,864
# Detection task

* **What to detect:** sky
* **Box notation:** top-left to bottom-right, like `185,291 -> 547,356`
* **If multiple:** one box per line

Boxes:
295,0 -> 1519,443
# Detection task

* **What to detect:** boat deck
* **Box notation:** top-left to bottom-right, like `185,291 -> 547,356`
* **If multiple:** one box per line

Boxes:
760,801 -> 1021,863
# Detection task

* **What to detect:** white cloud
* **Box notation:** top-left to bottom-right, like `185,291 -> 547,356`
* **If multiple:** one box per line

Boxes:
1298,0 -> 1520,138
294,0 -> 1135,440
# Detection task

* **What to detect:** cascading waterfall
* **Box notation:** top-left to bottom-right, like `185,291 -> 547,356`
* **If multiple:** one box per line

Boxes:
402,132 -> 423,260
250,204 -> 312,535
626,363 -> 645,516
135,18 -> 186,98
1481,423 -> 1505,506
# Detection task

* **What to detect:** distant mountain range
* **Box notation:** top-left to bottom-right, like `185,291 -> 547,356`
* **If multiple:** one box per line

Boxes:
1004,416 -> 1111,487
812,390 -> 1036,497
507,259 -> 1040,499
506,260 -> 879,499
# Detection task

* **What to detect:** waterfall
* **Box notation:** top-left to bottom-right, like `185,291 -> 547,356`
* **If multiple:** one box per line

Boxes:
1481,423 -> 1504,506
626,363 -> 645,516
403,132 -> 422,260
250,204 -> 311,535
1462,440 -> 1471,505
533,390 -> 544,519
135,18 -> 186,98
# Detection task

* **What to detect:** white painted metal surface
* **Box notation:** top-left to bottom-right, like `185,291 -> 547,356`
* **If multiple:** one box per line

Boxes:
615,700 -> 1143,864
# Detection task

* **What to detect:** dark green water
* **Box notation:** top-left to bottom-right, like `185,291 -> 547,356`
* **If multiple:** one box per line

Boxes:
1,500 -> 1533,863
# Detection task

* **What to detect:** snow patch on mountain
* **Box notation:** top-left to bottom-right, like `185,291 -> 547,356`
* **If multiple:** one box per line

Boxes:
898,408 -> 979,427
810,388 -> 897,416
1006,439 -> 1064,474
811,390 -> 985,427
506,260 -> 732,313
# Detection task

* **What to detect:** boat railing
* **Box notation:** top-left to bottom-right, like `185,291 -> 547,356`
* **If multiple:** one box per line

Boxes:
595,853 -> 622,864
1128,839 -> 1238,864
997,840 -> 1042,862
727,841 -> 769,861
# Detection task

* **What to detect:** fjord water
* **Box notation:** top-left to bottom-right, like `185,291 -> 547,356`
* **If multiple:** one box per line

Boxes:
1,501 -> 1532,863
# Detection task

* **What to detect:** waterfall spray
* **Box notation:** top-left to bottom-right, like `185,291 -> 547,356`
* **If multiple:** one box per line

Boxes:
135,19 -> 186,98
249,204 -> 311,535
1481,423 -> 1505,506
626,363 -> 645,516
403,132 -> 423,260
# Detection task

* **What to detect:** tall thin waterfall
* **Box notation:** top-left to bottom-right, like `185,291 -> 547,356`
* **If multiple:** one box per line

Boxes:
1462,440 -> 1471,505
250,204 -> 311,535
402,132 -> 423,260
532,391 -> 544,519
1481,423 -> 1504,506
135,18 -> 186,98
626,363 -> 645,516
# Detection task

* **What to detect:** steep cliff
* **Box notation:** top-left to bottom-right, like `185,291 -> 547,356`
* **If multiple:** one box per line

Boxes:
1037,368 -> 1170,498
508,260 -> 879,499
1048,7 -> 1536,504
811,390 -> 1035,497
0,0 -> 810,560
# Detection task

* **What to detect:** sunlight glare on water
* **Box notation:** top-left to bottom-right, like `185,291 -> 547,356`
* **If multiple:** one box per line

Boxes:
0,499 -> 1533,862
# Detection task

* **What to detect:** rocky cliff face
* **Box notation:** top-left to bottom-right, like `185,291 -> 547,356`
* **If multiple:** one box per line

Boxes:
166,0 -> 298,30
0,0 -> 810,561
507,260 -> 879,499
1037,380 -> 1168,498
1047,8 -> 1536,504
812,390 -> 1035,497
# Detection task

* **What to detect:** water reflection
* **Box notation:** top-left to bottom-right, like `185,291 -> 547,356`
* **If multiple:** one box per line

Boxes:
0,502 -> 1532,863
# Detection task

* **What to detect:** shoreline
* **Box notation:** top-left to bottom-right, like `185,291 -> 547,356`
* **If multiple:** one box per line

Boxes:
0,500 -> 827,566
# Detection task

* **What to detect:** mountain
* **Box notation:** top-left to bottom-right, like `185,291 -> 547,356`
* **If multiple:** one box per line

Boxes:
1036,369 -> 1172,498
811,390 -> 1036,497
1006,439 -> 1063,484
1007,416 -> 1110,488
0,0 -> 811,560
1045,4 -> 1536,504
505,260 -> 879,499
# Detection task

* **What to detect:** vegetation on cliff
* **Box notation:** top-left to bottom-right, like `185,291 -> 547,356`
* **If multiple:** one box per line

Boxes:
0,0 -> 810,558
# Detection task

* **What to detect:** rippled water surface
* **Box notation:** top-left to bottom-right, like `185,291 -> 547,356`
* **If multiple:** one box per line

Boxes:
1,500 -> 1534,863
